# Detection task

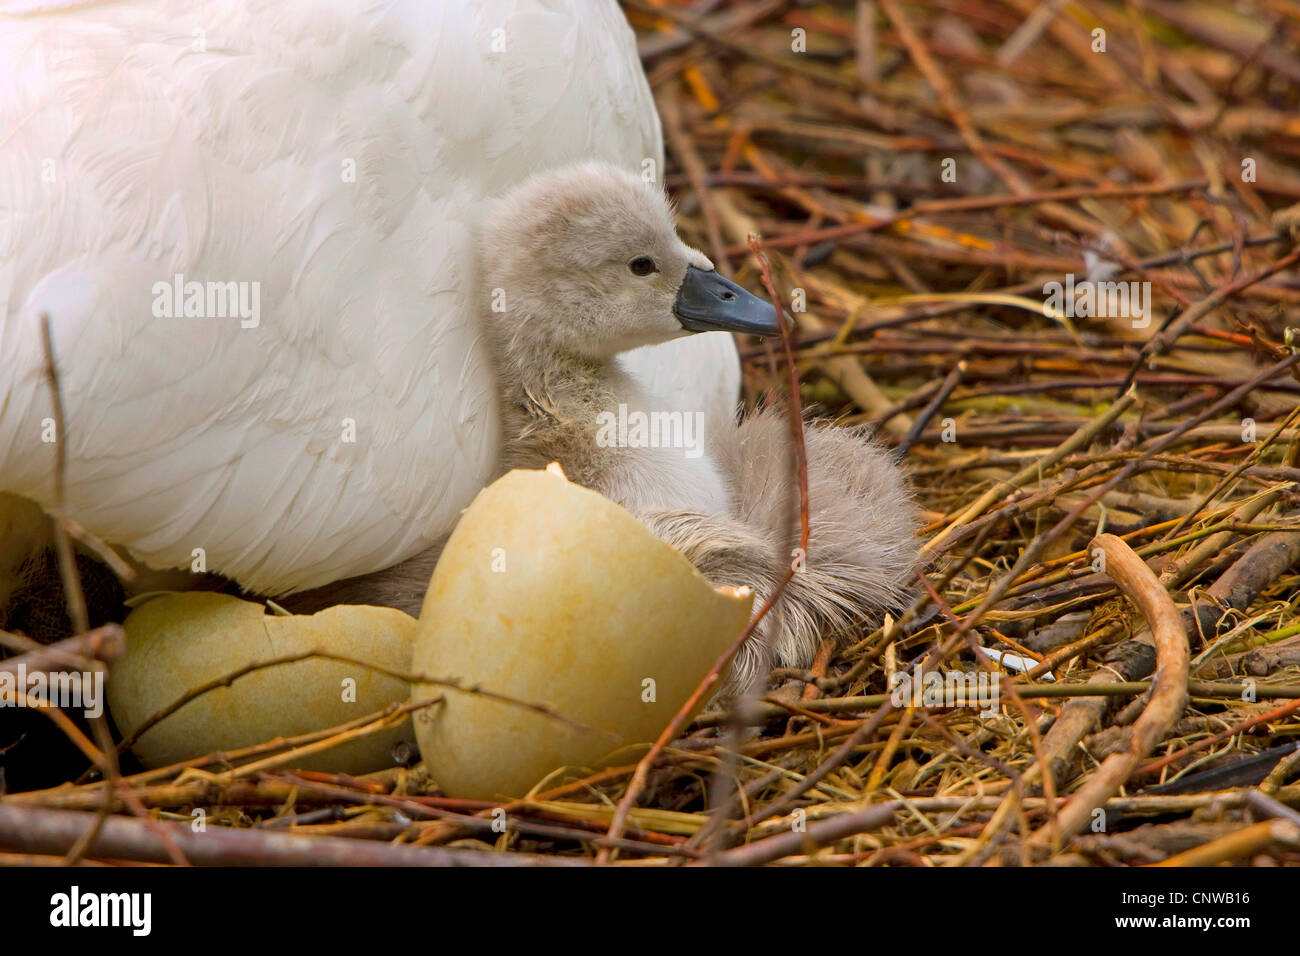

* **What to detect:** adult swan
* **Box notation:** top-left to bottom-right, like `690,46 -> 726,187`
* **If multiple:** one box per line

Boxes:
0,0 -> 741,598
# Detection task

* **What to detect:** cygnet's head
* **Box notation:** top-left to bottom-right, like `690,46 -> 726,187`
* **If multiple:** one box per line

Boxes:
480,162 -> 777,362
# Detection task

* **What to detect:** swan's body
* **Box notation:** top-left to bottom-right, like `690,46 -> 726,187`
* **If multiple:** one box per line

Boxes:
0,0 -> 739,598
296,164 -> 920,694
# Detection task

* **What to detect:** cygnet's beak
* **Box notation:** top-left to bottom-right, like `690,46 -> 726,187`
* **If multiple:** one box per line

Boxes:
673,265 -> 779,336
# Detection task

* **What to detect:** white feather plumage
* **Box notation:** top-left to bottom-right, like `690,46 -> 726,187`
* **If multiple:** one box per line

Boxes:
0,0 -> 740,594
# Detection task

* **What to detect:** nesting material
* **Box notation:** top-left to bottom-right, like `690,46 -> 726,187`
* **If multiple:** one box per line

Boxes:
412,465 -> 754,800
108,593 -> 417,774
9,2 -> 1298,868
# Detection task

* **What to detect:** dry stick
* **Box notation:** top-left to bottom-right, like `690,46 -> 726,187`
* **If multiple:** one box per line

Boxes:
804,309 -> 913,439
906,179 -> 1210,219
1135,693 -> 1300,780
740,788 -> 1300,825
681,761 -> 793,855
1120,246 -> 1300,393
870,375 -> 943,432
271,772 -> 691,858
637,0 -> 784,61
936,474 -> 1239,600
0,628 -> 40,653
389,739 -> 797,849
38,314 -> 87,636
993,495 -> 1282,607
1201,15 -> 1290,133
754,237 -> 810,549
701,680 -> 1300,724
1260,748 -> 1300,796
625,0 -> 857,92
997,0 -> 1068,65
1027,535 -> 1189,851
596,235 -> 809,863
57,515 -> 135,583
924,388 -> 1138,554
204,701 -> 438,783
0,805 -> 585,867
715,237 -> 819,837
856,0 -> 878,85
1145,0 -> 1300,85
1163,403 -> 1300,542
17,706 -> 439,811
893,360 -> 966,461
1025,620 -> 1124,681
0,625 -> 124,675
1159,488 -> 1288,591
696,801 -> 899,867
1038,529 -> 1300,794
12,778 -> 359,813
1,628 -> 122,767
119,646 -> 606,756
864,706 -> 913,794
1245,789 -> 1300,827
1151,819 -> 1300,867
746,180 -> 1218,254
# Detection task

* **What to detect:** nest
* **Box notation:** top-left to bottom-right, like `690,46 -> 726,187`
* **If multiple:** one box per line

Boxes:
4,0 -> 1300,867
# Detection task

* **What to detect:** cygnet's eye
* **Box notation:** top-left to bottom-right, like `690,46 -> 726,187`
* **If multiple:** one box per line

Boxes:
628,255 -> 658,277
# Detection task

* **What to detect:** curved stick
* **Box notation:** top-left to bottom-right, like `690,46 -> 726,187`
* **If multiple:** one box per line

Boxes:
1027,533 -> 1188,851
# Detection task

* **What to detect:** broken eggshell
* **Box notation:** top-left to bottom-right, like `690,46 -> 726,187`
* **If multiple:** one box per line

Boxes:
412,465 -> 755,800
108,592 -> 417,774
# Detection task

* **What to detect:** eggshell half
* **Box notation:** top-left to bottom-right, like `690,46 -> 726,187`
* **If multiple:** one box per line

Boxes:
412,466 -> 755,800
108,592 -> 417,773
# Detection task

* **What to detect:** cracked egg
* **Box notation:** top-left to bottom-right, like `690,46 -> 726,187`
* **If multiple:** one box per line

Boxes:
411,465 -> 754,800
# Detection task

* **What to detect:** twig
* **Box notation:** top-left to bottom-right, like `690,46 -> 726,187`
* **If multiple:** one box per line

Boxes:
1027,534 -> 1188,850
0,625 -> 123,675
695,801 -> 898,866
0,805 -> 585,867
